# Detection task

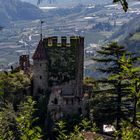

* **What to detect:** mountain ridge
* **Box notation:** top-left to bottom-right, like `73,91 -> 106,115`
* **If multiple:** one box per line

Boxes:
0,0 -> 44,26
21,0 -> 111,7
110,14 -> 140,53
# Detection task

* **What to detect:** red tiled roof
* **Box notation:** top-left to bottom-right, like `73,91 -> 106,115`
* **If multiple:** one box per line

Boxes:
32,40 -> 48,60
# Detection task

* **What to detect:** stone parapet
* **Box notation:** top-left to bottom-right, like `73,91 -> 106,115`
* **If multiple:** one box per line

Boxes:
42,36 -> 84,48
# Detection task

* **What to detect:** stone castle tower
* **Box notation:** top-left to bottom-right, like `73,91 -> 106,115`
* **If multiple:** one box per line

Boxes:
32,36 -> 84,118
32,40 -> 48,96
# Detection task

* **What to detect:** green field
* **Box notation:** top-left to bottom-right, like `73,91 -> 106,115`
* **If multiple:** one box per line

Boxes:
130,32 -> 140,41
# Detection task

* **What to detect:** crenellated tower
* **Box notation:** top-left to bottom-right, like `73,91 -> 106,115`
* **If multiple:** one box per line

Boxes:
32,36 -> 84,117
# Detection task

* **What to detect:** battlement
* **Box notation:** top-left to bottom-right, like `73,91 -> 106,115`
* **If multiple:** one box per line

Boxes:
43,36 -> 84,47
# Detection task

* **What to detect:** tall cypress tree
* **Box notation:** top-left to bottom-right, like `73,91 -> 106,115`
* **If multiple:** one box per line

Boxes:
90,42 -> 131,132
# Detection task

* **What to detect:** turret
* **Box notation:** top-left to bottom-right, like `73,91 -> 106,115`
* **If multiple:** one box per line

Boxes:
32,40 -> 48,96
19,55 -> 30,73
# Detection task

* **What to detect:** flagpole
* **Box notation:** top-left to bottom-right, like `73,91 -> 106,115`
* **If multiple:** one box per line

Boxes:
40,20 -> 44,41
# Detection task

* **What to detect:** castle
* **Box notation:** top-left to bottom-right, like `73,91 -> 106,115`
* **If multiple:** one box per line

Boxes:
32,36 -> 85,119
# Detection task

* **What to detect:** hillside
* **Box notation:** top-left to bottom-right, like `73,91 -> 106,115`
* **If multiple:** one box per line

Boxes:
21,0 -> 111,7
110,14 -> 140,53
0,0 -> 44,26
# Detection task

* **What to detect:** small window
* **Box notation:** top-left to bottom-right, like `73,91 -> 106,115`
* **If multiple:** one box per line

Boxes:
77,97 -> 80,104
66,99 -> 68,105
40,76 -> 42,79
23,62 -> 26,66
40,64 -> 42,66
71,98 -> 74,105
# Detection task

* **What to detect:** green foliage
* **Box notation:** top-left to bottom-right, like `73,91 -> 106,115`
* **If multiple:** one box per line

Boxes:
0,74 -> 4,96
0,102 -> 16,140
117,54 -> 140,125
114,121 -> 140,140
0,71 -> 30,95
83,77 -> 98,89
92,42 -> 128,130
110,54 -> 140,113
0,96 -> 42,140
48,46 -> 76,86
16,97 -> 42,140
55,121 -> 68,140
92,42 -> 140,138
55,118 -> 103,140
0,71 -> 31,109
121,123 -> 140,140
80,118 -> 99,132
108,53 -> 140,139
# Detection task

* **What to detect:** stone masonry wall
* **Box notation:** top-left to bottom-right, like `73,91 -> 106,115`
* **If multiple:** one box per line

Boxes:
33,60 -> 48,96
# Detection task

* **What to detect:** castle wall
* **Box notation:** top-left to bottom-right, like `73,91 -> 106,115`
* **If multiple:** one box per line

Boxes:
70,36 -> 84,97
48,81 -> 86,120
33,60 -> 48,96
43,36 -> 84,97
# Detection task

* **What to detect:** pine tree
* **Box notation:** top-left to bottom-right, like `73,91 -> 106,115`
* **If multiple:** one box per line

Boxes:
91,42 -> 130,132
117,54 -> 140,126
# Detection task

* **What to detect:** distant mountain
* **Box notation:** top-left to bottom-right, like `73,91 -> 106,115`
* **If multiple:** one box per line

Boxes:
0,0 -> 44,26
110,15 -> 140,53
21,0 -> 111,7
